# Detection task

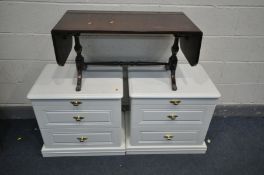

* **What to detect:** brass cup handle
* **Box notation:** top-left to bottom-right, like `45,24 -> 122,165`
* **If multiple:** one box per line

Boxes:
167,115 -> 178,120
164,134 -> 174,141
70,100 -> 82,106
73,116 -> 84,122
77,136 -> 88,142
169,99 -> 181,105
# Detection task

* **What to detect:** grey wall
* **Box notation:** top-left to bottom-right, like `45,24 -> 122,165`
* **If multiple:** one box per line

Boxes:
0,0 -> 264,106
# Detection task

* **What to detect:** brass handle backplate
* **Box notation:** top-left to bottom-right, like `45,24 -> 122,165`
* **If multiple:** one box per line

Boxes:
167,115 -> 178,120
164,134 -> 174,141
70,100 -> 82,106
169,99 -> 181,105
77,136 -> 88,142
73,116 -> 84,122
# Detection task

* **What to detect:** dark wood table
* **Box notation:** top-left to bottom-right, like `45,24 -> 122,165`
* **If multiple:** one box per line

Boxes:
51,10 -> 203,91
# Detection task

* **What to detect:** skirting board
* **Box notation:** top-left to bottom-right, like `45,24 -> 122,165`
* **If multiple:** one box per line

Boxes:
42,143 -> 126,157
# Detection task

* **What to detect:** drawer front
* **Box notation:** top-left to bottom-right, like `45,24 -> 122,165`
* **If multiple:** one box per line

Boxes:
34,108 -> 121,128
131,98 -> 218,106
130,127 -> 203,146
46,111 -> 110,123
41,128 -> 122,148
33,100 -> 121,128
131,105 -> 215,126
32,99 -> 120,111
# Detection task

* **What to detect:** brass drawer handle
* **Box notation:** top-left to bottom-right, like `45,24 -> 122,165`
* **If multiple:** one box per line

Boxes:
73,116 -> 84,122
70,100 -> 82,106
170,99 -> 181,105
164,134 -> 174,141
77,136 -> 88,142
167,115 -> 178,120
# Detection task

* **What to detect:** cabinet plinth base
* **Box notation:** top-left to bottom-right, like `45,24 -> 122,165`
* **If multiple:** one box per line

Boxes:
41,143 -> 126,157
126,139 -> 207,155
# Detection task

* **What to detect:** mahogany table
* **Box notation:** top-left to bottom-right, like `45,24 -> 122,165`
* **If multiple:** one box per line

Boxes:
51,11 -> 203,91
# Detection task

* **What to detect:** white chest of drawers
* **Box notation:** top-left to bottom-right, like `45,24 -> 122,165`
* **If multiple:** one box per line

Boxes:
27,64 -> 125,157
126,65 -> 221,154
28,64 -> 220,156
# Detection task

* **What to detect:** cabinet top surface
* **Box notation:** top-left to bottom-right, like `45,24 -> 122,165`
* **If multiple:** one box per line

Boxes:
27,64 -> 123,100
128,64 -> 221,99
53,11 -> 201,33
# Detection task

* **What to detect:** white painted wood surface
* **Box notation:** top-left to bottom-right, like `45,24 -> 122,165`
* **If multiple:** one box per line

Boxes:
126,140 -> 207,155
42,123 -> 126,157
131,129 -> 202,145
28,63 -> 219,156
131,105 -> 214,126
128,65 -> 221,98
32,100 -> 121,128
131,98 -> 219,105
28,64 -> 124,157
128,65 -> 220,153
125,112 -> 207,154
41,128 -> 122,148
42,142 -> 126,157
27,64 -> 123,99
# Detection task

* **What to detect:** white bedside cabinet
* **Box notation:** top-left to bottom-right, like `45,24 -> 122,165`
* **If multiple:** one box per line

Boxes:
126,64 -> 221,154
27,64 -> 125,157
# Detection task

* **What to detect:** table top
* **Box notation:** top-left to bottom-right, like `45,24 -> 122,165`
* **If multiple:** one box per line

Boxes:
128,64 -> 221,99
27,64 -> 123,100
53,11 -> 201,34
